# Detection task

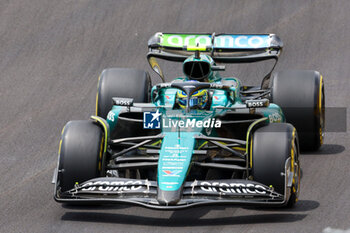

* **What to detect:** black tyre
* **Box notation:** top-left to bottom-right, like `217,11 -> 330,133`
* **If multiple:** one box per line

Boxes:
251,123 -> 300,207
96,68 -> 151,118
58,120 -> 104,192
271,70 -> 325,151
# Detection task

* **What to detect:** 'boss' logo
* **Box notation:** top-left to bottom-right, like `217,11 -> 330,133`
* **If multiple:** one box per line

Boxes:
115,100 -> 131,105
246,99 -> 269,108
112,97 -> 133,106
247,101 -> 264,108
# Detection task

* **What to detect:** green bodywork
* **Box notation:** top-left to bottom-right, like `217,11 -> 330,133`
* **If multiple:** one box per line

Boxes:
106,54 -> 285,192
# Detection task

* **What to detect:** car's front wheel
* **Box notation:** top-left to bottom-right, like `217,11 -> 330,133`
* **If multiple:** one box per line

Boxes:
58,120 -> 104,192
250,123 -> 300,207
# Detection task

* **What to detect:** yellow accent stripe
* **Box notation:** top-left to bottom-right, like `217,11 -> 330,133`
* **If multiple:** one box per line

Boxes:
98,137 -> 103,169
138,140 -> 162,150
291,128 -> 296,174
151,140 -> 162,146
99,136 -> 104,160
90,116 -> 108,153
95,92 -> 99,116
319,75 -> 323,112
246,117 -> 268,168
58,125 -> 66,156
187,46 -> 207,51
232,146 -> 246,152
291,127 -> 299,201
198,141 -> 208,150
319,75 -> 324,145
249,137 -> 253,168
58,139 -> 62,156
96,75 -> 101,116
61,125 -> 66,136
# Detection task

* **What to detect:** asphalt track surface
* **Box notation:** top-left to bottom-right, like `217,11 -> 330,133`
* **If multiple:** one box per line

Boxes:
0,0 -> 349,232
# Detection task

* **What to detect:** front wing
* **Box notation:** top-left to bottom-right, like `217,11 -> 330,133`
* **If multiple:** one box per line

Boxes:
54,177 -> 290,210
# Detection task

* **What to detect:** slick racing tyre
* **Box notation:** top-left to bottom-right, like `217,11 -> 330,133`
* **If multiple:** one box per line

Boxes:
251,123 -> 300,207
96,68 -> 151,119
271,70 -> 325,151
58,120 -> 104,192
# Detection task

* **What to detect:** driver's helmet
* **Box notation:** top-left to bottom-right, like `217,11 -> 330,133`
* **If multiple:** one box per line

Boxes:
176,81 -> 209,109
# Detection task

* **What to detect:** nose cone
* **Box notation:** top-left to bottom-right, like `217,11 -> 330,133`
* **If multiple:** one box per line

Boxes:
157,188 -> 182,205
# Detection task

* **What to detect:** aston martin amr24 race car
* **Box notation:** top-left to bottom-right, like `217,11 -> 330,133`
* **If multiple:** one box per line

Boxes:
53,33 -> 325,209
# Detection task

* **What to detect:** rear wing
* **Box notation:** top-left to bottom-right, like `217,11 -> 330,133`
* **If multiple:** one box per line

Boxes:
147,32 -> 283,63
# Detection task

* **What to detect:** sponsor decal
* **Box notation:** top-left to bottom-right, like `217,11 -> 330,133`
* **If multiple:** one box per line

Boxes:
160,34 -> 269,49
143,110 -> 161,129
161,182 -> 179,185
199,181 -> 267,194
112,97 -> 133,106
215,35 -> 268,48
81,180 -> 143,192
163,170 -> 182,177
269,112 -> 282,123
161,181 -> 179,189
212,95 -> 226,105
107,111 -> 115,121
246,99 -> 269,108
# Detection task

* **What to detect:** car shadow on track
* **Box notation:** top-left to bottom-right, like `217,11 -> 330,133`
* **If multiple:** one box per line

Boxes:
302,144 -> 345,155
61,209 -> 306,226
243,200 -> 319,212
61,203 -> 129,211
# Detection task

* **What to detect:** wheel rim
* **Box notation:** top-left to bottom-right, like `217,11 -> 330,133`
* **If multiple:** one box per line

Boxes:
319,76 -> 325,145
291,134 -> 300,200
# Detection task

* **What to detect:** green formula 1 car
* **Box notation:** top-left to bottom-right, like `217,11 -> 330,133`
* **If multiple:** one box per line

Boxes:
53,33 -> 325,209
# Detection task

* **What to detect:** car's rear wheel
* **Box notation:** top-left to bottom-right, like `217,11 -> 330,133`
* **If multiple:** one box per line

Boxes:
271,70 -> 325,151
251,123 -> 300,207
96,68 -> 151,119
58,120 -> 104,192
